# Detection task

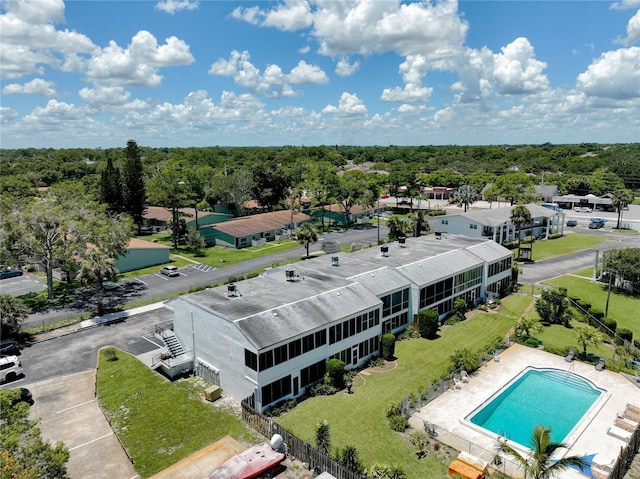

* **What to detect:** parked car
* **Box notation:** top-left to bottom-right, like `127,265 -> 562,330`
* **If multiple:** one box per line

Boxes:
566,219 -> 577,227
579,207 -> 592,213
588,221 -> 604,229
590,217 -> 607,224
0,355 -> 23,383
0,339 -> 20,356
0,268 -> 23,279
160,265 -> 180,277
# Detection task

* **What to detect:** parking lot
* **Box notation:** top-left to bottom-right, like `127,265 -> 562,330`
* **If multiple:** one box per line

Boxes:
28,370 -> 138,479
0,273 -> 46,296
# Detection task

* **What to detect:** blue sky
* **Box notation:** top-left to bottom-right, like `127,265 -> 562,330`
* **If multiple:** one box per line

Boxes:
1,0 -> 639,148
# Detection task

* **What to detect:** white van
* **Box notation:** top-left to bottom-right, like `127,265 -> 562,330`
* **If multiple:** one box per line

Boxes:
0,355 -> 23,383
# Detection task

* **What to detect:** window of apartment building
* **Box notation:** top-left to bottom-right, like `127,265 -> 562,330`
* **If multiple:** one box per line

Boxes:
382,312 -> 409,334
315,330 -> 326,347
454,266 -> 483,293
358,336 -> 380,359
273,344 -> 288,365
469,224 -> 477,229
329,309 -> 379,345
244,349 -> 258,371
441,219 -> 448,225
301,360 -> 326,388
259,350 -> 274,371
289,338 -> 302,359
302,333 -> 315,353
261,375 -> 292,406
419,277 -> 453,309
488,257 -> 512,277
382,288 -> 409,318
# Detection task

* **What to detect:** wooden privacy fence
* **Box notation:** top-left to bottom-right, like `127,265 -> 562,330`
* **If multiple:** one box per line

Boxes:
607,425 -> 640,479
241,397 -> 363,479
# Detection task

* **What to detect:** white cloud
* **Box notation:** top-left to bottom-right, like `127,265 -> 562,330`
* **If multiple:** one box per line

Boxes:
335,57 -> 360,77
576,46 -> 640,99
209,50 -> 327,97
492,37 -> 549,94
232,0 -> 312,31
298,45 -> 311,54
610,0 -> 640,10
322,92 -> 367,116
0,107 -> 20,124
0,0 -> 95,80
78,85 -> 148,112
233,0 -> 468,62
86,31 -> 194,87
155,0 -> 199,14
381,54 -> 433,103
2,78 -> 57,96
616,9 -> 640,45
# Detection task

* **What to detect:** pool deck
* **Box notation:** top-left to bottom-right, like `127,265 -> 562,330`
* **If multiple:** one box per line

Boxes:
410,343 -> 639,479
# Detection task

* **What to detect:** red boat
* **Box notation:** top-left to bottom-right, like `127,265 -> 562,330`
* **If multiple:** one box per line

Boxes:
208,440 -> 285,479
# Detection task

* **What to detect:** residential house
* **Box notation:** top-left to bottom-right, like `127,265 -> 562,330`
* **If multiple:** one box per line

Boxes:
438,204 -> 565,245
142,206 -> 232,232
200,210 -> 312,248
114,238 -> 171,273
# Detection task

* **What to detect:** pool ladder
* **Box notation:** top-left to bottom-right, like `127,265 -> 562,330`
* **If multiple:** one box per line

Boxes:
564,362 -> 576,381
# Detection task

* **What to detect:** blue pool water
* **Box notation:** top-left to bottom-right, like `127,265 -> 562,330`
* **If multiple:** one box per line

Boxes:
469,368 -> 603,447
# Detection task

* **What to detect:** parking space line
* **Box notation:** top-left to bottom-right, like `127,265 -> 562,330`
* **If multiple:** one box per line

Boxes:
142,336 -> 163,348
56,398 -> 96,414
154,274 -> 169,281
68,432 -> 114,452
133,278 -> 147,285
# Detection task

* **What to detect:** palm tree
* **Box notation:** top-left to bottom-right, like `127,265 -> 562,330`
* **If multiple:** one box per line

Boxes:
510,205 -> 532,259
387,215 -> 408,241
574,324 -> 605,358
611,188 -> 634,229
296,222 -> 318,258
454,185 -> 478,212
497,424 -> 588,479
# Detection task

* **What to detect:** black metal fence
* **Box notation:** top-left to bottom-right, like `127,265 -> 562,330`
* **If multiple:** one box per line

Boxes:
241,396 -> 363,479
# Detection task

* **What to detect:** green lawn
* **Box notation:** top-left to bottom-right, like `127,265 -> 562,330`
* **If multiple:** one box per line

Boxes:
96,348 -> 258,478
542,275 -> 640,339
530,234 -> 604,261
277,296 -> 526,479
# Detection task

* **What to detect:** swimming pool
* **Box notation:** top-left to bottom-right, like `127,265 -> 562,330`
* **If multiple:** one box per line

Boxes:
468,368 -> 604,447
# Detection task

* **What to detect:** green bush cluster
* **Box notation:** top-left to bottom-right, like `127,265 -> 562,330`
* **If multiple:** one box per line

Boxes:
388,415 -> 409,432
264,399 -> 297,417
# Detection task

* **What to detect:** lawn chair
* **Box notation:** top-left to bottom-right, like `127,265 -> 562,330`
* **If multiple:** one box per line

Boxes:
423,420 -> 438,437
595,357 -> 605,371
565,348 -> 575,362
461,370 -> 469,382
453,377 -> 462,389
493,351 -> 500,362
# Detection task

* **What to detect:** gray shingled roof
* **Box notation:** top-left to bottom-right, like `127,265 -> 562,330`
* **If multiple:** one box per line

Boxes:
237,283 -> 381,349
398,249 -> 484,286
447,203 -> 559,227
466,240 -> 513,263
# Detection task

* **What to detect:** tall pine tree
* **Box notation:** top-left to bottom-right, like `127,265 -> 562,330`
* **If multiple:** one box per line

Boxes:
99,157 -> 124,214
122,140 -> 146,232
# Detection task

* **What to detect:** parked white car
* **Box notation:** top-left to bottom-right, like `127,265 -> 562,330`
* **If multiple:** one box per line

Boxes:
0,355 -> 23,383
573,206 -> 592,213
160,265 -> 180,277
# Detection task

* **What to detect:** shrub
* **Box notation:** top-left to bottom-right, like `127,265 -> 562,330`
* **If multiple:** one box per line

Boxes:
368,356 -> 385,367
386,400 -> 402,418
589,308 -> 604,320
381,333 -> 396,360
388,415 -> 409,432
617,328 -> 633,346
601,317 -> 617,336
449,348 -> 480,373
417,309 -> 439,339
309,381 -> 336,397
326,359 -> 345,389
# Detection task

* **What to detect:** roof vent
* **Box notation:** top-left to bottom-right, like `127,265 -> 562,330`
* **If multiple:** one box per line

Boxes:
331,256 -> 339,267
435,232 -> 442,240
398,236 -> 406,247
380,246 -> 389,257
285,269 -> 296,281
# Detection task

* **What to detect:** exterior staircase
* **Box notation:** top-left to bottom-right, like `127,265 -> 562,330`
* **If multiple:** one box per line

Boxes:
162,330 -> 185,357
